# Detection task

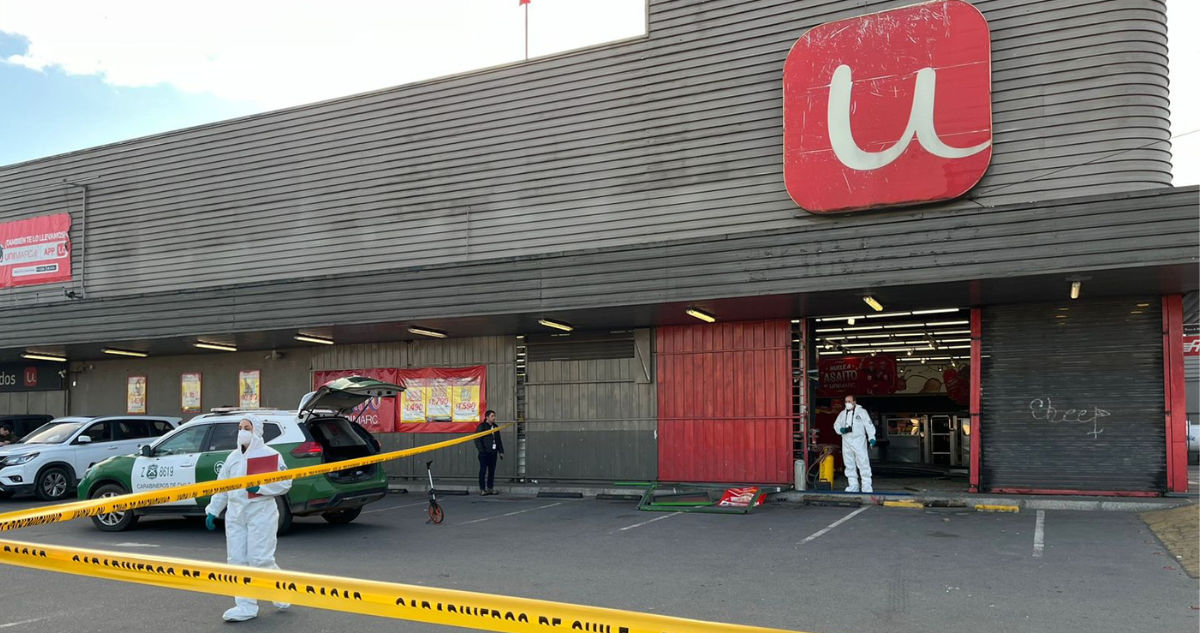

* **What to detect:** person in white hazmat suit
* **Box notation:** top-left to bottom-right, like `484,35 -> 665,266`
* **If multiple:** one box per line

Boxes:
205,415 -> 293,622
835,395 -> 877,493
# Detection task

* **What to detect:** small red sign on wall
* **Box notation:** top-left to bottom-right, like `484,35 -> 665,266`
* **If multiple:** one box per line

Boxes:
783,0 -> 993,213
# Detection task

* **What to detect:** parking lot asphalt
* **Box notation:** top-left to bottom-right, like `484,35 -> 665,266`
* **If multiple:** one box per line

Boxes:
0,493 -> 1195,633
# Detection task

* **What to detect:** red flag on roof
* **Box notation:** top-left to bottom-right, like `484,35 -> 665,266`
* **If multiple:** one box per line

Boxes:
519,0 -> 529,4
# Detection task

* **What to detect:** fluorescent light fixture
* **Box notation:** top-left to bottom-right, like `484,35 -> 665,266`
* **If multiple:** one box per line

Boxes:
926,321 -> 970,327
892,332 -> 928,338
1070,281 -> 1081,300
685,308 -> 716,323
1136,303 -> 1150,308
884,323 -> 926,329
945,345 -> 971,350
21,352 -> 67,362
538,318 -> 574,332
912,308 -> 959,315
863,296 -> 884,312
933,330 -> 970,336
845,334 -> 889,340
102,348 -> 148,358
294,334 -> 334,345
815,328 -> 842,333
843,325 -> 883,332
194,342 -> 237,352
407,326 -> 448,339
867,311 -> 911,319
816,316 -> 865,323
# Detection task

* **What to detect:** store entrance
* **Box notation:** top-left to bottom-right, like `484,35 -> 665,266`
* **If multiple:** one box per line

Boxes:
808,308 -> 972,493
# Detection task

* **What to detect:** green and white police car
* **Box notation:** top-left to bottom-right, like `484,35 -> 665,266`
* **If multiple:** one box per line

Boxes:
78,377 -> 403,534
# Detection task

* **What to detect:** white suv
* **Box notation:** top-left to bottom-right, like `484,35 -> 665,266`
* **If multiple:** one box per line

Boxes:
0,416 -> 180,501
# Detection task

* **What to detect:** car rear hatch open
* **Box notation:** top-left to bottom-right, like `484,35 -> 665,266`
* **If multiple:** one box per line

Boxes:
297,377 -> 404,483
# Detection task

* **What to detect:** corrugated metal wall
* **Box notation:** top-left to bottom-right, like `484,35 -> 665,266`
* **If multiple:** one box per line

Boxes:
0,0 -> 1172,307
66,349 -> 315,417
981,299 -> 1166,492
311,337 -> 516,482
657,321 -> 792,484
525,330 -> 656,481
0,391 -> 67,418
4,187 -> 1194,350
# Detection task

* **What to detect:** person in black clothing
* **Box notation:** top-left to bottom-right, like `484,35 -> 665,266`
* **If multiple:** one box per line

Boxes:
474,410 -> 504,496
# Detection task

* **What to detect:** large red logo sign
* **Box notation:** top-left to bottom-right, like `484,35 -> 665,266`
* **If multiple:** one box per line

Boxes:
23,367 -> 38,388
783,0 -> 993,214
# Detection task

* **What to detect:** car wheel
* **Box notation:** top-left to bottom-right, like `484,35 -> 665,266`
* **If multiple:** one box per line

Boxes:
90,483 -> 139,532
276,496 -> 293,536
321,507 -> 362,525
35,466 -> 72,501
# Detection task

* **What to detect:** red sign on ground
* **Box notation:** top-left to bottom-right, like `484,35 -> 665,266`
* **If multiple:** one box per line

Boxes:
0,213 -> 72,288
783,0 -> 993,213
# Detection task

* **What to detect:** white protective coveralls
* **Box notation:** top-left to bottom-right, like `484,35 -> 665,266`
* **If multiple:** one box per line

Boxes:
204,415 -> 293,622
835,404 -> 876,493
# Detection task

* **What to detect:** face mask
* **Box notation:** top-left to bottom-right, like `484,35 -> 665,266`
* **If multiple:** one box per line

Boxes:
845,402 -> 854,410
237,430 -> 254,447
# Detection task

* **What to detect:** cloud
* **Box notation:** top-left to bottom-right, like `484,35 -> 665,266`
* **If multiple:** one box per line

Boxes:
0,0 -> 645,110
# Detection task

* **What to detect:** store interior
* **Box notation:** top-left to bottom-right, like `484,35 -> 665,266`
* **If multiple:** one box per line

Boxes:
806,307 -> 972,492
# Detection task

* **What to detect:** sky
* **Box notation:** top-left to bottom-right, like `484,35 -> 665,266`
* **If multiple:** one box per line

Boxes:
0,0 -> 1196,186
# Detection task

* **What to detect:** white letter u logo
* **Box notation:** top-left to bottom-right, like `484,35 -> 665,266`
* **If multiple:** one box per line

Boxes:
827,64 -> 990,171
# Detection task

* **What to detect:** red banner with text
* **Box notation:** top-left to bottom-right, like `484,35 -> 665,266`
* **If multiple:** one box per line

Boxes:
0,213 -> 72,289
818,355 -> 899,398
313,366 -> 487,434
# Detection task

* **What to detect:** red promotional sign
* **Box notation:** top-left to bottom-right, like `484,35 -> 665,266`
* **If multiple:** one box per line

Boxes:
0,213 -> 72,288
818,355 -> 899,398
943,367 -> 970,406
313,368 -> 400,434
783,0 -> 992,213
1184,336 -> 1200,357
313,366 -> 487,434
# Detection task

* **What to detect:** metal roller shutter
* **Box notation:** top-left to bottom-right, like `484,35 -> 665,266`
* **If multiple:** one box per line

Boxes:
981,298 -> 1165,493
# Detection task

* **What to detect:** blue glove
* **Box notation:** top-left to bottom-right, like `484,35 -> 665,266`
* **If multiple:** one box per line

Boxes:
246,486 -> 260,494
839,427 -> 850,434
205,514 -> 217,531
869,439 -> 877,448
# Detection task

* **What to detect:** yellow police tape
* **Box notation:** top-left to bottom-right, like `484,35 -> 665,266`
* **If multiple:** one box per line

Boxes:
0,538 -> 806,633
0,422 -> 812,632
0,423 -> 512,532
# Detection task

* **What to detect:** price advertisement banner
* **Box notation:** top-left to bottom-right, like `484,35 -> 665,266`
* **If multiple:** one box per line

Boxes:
238,370 -> 261,409
0,213 -> 72,288
313,366 -> 486,434
818,355 -> 898,397
127,376 -> 147,415
180,373 -> 202,413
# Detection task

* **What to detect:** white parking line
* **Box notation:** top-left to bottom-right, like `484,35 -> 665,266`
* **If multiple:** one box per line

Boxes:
1033,510 -> 1046,558
362,501 -> 429,515
460,502 -> 563,525
112,542 -> 160,548
0,617 -> 55,628
798,507 -> 870,544
618,512 -> 680,532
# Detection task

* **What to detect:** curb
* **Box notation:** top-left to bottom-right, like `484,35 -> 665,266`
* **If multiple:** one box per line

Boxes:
387,482 -> 1191,513
772,491 -> 1188,513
